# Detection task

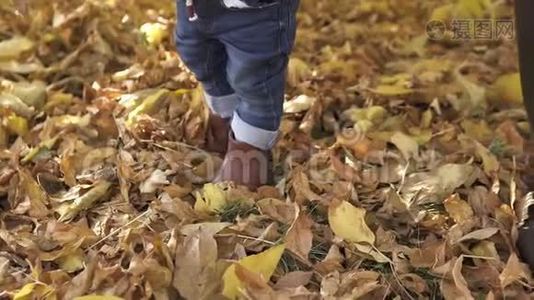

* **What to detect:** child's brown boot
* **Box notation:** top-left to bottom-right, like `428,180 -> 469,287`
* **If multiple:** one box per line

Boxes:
205,113 -> 231,155
214,132 -> 273,191
517,140 -> 534,270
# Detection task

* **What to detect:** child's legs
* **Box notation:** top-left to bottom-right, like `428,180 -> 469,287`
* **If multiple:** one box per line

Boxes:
217,0 -> 299,149
174,1 -> 238,118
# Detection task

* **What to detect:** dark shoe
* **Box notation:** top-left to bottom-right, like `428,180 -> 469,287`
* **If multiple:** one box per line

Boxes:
517,192 -> 534,270
205,113 -> 231,155
517,140 -> 534,271
214,132 -> 273,191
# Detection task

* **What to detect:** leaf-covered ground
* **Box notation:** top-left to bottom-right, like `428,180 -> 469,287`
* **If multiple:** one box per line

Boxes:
0,0 -> 532,299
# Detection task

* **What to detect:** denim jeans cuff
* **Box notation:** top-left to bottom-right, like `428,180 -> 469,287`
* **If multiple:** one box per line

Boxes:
204,92 -> 239,119
231,112 -> 279,150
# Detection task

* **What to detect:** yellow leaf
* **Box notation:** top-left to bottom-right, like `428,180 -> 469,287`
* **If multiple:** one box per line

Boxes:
430,4 -> 453,21
13,283 -> 36,300
44,92 -> 74,112
222,244 -> 285,299
194,183 -> 227,213
14,283 -> 56,300
57,181 -> 112,222
454,0 -> 491,19
140,22 -> 168,46
21,135 -> 60,163
369,84 -> 413,96
328,201 -> 375,244
0,36 -> 34,60
390,132 -> 419,159
0,92 -> 34,118
489,73 -> 523,105
379,73 -> 412,85
421,109 -> 434,128
461,119 -> 493,144
454,68 -> 487,114
126,89 -> 169,126
344,106 -> 388,125
0,125 -> 7,148
5,113 -> 28,136
111,64 -> 145,82
287,57 -> 311,87
56,249 -> 84,273
8,80 -> 47,109
407,127 -> 433,145
471,241 -> 499,260
74,296 -> 124,300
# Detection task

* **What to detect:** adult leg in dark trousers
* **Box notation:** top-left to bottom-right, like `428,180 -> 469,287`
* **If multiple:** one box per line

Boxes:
515,0 -> 534,271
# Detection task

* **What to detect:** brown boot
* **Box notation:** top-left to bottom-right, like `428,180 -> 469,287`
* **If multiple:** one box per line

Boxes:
214,132 -> 273,191
205,113 -> 231,155
518,193 -> 534,270
517,140 -> 534,270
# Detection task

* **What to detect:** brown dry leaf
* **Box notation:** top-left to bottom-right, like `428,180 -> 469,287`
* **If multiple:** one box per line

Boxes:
285,206 -> 313,261
291,169 -> 323,204
0,0 -> 531,298
456,227 -> 499,244
449,256 -> 475,300
274,271 -> 313,290
496,121 -> 524,154
173,223 -> 229,299
139,169 -> 169,194
17,169 -> 49,218
257,198 -> 296,224
499,253 -> 531,288
56,181 -> 112,222
444,194 -> 474,226
315,245 -> 344,275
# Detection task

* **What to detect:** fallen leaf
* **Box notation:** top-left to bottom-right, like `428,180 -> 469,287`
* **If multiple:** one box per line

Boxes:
369,84 -> 413,96
287,57 -> 311,87
453,69 -> 487,115
194,183 -> 228,213
13,282 -> 56,300
283,95 -> 316,114
73,296 -> 124,300
285,207 -> 313,261
451,256 -> 475,300
5,113 -> 29,136
139,169 -> 169,193
500,253 -> 531,288
18,169 -> 49,218
222,244 -> 286,299
390,131 -> 419,160
0,92 -> 35,118
0,36 -> 33,59
274,271 -> 313,289
457,227 -> 499,243
444,194 -> 474,226
140,22 -> 168,46
489,73 -> 523,105
328,200 -> 375,245
56,181 -> 112,222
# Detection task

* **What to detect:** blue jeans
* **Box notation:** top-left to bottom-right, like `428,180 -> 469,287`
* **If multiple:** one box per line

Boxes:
175,0 -> 299,150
